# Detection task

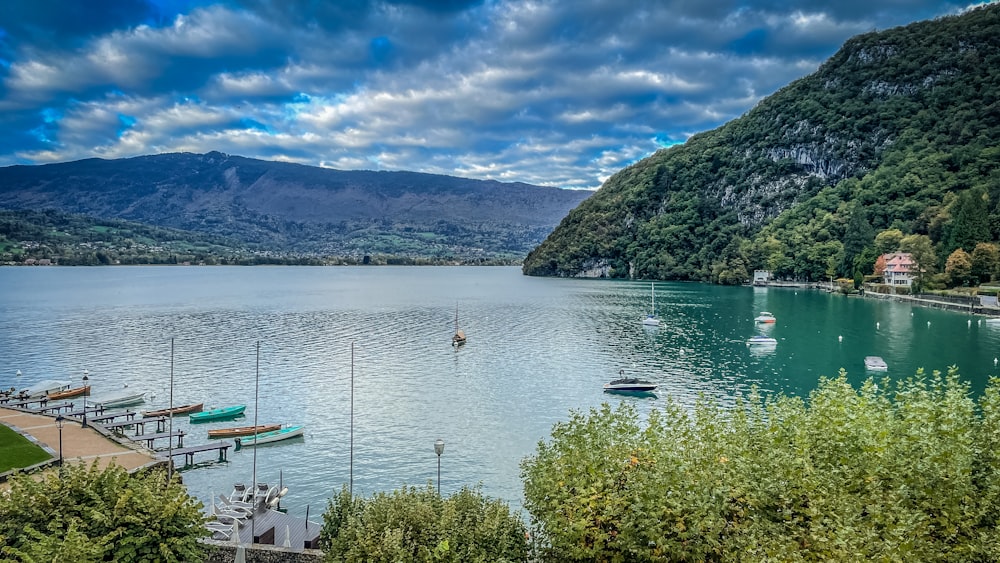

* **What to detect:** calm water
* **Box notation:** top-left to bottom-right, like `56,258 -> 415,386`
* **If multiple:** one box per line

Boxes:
2,266 -> 999,518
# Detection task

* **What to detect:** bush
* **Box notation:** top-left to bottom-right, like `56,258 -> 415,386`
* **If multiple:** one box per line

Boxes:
320,484 -> 528,562
521,368 -> 1000,562
0,462 -> 208,562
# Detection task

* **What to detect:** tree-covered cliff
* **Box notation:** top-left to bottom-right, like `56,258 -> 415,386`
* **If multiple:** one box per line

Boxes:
523,4 -> 1000,284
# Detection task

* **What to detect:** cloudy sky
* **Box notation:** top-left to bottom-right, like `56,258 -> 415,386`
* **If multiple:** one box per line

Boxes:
0,1 -> 984,189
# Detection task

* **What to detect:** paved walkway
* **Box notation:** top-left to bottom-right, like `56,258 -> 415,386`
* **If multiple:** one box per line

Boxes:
0,407 -> 163,479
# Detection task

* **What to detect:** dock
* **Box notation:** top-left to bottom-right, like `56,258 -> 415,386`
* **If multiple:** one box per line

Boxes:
88,410 -> 138,424
131,429 -> 185,449
100,416 -> 167,435
165,442 -> 232,466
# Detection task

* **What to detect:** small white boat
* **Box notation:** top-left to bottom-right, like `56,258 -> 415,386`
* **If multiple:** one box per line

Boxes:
91,386 -> 146,408
19,379 -> 72,398
642,283 -> 661,326
234,425 -> 305,449
864,356 -> 888,371
985,317 -> 1000,324
746,335 -> 778,346
754,312 -> 776,324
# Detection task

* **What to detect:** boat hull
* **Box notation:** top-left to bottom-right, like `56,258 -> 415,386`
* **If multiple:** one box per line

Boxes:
208,424 -> 282,438
143,403 -> 204,417
190,405 -> 247,423
48,385 -> 90,400
235,425 -> 305,448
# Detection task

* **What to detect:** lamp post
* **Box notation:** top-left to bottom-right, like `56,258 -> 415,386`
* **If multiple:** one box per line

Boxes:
55,414 -> 64,466
81,369 -> 89,428
434,438 -> 445,495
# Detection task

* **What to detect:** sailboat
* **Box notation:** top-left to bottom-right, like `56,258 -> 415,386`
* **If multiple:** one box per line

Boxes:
452,304 -> 466,346
642,283 -> 661,326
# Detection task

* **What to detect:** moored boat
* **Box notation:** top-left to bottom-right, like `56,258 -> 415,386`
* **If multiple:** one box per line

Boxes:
754,312 -> 776,323
20,379 -> 72,399
190,404 -> 247,423
208,424 -> 282,438
47,385 -> 90,400
234,425 -> 305,449
864,356 -> 888,371
746,335 -> 778,346
642,283 -> 661,326
91,386 -> 146,408
143,402 -> 204,417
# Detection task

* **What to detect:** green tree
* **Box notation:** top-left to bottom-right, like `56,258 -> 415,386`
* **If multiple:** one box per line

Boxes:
840,204 -> 875,277
946,187 -> 991,256
320,484 -> 528,563
0,463 -> 207,562
874,228 -> 905,255
971,242 -> 1000,284
946,248 -> 974,287
900,233 -> 937,292
522,368 -> 1000,562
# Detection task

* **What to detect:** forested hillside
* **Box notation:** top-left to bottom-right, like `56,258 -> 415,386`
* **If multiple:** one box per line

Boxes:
523,4 -> 1000,285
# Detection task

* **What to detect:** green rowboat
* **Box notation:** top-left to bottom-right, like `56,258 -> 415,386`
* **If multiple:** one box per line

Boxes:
189,404 -> 246,423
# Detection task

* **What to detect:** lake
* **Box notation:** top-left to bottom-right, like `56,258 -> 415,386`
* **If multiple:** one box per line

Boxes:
1,266 -> 998,519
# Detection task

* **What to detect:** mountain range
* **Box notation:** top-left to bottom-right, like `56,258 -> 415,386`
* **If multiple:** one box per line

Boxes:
0,151 -> 591,259
523,4 -> 1000,283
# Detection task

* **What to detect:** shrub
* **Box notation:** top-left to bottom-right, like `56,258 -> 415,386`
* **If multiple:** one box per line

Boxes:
320,483 -> 528,562
0,462 -> 207,562
522,368 -> 1000,562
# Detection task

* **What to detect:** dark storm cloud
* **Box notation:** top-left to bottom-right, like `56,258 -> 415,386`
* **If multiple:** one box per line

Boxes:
0,0 -> 983,188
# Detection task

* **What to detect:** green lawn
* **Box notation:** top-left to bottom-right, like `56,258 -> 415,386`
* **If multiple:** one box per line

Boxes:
0,424 -> 52,473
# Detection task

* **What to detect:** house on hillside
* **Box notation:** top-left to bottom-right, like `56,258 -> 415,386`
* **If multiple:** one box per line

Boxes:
752,270 -> 771,286
878,253 -> 916,287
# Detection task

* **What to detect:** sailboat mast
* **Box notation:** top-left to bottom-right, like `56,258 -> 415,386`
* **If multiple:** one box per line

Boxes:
167,337 -> 174,483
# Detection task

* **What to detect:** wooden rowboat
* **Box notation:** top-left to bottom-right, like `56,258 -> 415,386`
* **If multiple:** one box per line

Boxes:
48,385 -> 90,400
143,402 -> 204,417
207,424 -> 282,438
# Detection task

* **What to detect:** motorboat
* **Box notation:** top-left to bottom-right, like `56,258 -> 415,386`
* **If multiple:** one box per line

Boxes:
190,404 -> 246,423
208,424 -> 282,438
642,283 -> 661,326
746,335 -> 778,346
754,312 -> 777,323
142,403 -> 204,417
864,356 -> 888,371
603,370 -> 657,392
234,425 -> 305,449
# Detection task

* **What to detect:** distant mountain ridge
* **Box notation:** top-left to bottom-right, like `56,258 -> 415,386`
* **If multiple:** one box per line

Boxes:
0,151 -> 591,258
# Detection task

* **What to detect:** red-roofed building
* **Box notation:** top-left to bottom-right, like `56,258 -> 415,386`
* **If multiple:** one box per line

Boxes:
879,252 -> 916,287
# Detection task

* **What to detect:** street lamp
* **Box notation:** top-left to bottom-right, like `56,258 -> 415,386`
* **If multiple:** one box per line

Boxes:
55,415 -> 64,465
81,369 -> 90,428
434,438 -> 445,495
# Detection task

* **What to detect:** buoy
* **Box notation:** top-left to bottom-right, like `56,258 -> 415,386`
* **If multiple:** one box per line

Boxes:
876,322 -> 880,329
995,357 -> 998,366
838,335 -> 843,342
928,321 -> 931,327
969,319 -> 972,326
16,369 -> 21,377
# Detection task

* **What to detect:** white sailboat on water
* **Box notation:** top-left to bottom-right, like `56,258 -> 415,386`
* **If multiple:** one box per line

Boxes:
642,283 -> 661,326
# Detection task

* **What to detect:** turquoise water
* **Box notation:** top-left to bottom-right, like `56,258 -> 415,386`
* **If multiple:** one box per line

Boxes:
1,266 -> 997,518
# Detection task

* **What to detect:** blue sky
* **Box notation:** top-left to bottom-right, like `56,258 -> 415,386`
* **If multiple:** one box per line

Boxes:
0,0 -> 985,189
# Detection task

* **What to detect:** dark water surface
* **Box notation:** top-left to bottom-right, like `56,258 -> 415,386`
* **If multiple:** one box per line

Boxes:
2,266 -> 997,517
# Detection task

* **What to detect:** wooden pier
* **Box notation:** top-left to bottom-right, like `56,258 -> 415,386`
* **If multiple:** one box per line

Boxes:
101,416 -> 167,435
131,429 -> 185,449
89,410 -> 138,424
165,442 -> 232,466
29,401 -> 76,414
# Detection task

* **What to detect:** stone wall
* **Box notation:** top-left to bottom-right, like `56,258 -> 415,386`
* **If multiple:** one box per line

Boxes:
202,540 -> 324,562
